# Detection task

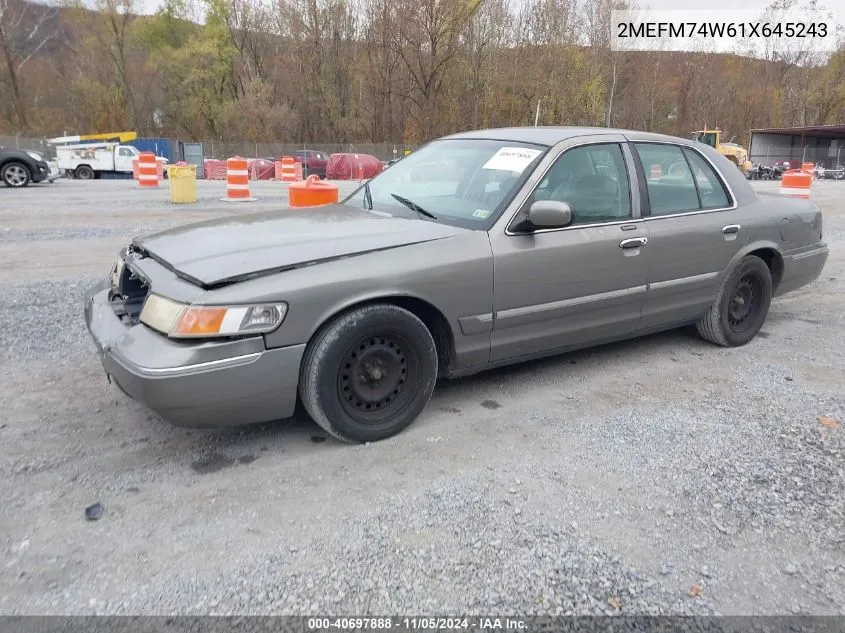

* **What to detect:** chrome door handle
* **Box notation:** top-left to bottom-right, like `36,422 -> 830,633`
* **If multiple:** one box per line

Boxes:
619,237 -> 648,249
722,224 -> 741,235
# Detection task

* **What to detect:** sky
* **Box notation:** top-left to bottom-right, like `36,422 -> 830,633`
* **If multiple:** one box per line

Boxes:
132,0 -> 845,31
134,0 -> 845,11
130,0 -> 802,15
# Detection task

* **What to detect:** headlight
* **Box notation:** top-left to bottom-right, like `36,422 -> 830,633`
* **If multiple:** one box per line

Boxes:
140,294 -> 287,338
26,151 -> 43,161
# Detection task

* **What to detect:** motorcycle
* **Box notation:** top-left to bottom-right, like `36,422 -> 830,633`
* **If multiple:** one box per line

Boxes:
770,163 -> 787,180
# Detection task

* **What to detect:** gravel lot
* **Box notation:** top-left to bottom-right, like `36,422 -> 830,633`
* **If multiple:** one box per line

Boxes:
0,178 -> 843,616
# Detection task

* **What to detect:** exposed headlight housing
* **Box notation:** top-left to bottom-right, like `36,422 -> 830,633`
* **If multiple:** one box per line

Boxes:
140,294 -> 287,338
109,256 -> 125,288
26,151 -> 43,162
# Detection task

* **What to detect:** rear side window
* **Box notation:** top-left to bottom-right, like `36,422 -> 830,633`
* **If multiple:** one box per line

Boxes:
683,148 -> 730,209
633,144 -> 699,216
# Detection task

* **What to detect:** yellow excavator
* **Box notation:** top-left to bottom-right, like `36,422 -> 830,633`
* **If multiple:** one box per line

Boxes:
692,127 -> 752,174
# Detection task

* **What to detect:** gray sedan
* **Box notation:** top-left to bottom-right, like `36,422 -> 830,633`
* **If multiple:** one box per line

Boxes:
84,127 -> 828,442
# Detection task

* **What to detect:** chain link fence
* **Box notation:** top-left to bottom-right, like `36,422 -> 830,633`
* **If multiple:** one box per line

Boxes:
0,135 -> 54,156
200,141 -> 402,161
2,136 -> 406,162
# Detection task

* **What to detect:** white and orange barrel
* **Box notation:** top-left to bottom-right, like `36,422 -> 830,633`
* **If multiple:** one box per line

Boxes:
222,156 -> 254,201
280,156 -> 297,182
294,161 -> 304,181
801,162 -> 815,174
132,158 -> 139,180
138,152 -> 159,188
780,169 -> 812,199
274,160 -> 283,181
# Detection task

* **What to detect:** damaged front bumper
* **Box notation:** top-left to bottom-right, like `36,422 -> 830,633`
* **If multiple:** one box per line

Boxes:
83,276 -> 305,428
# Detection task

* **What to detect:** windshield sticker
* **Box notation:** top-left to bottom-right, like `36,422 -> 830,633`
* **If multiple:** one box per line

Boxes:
482,147 -> 542,172
472,209 -> 491,219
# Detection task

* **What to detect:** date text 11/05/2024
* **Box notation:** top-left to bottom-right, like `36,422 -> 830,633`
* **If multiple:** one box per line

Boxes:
308,618 -> 527,631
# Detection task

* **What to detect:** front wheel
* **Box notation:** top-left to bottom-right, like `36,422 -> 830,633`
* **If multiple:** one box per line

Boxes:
696,255 -> 773,347
299,304 -> 438,443
2,162 -> 31,187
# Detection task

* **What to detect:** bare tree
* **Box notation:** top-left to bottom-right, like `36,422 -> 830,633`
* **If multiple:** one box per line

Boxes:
0,0 -> 59,128
70,0 -> 141,129
459,0 -> 510,128
389,0 -> 484,140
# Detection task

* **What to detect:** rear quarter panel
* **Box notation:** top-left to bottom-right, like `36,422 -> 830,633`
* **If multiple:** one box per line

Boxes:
720,192 -> 825,295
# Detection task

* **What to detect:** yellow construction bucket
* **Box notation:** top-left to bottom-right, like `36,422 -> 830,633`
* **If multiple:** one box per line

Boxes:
167,162 -> 197,204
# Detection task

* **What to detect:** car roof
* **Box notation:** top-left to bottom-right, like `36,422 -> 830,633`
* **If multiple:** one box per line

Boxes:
441,126 -> 693,147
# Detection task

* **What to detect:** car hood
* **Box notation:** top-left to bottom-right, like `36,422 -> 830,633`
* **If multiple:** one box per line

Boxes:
131,204 -> 467,287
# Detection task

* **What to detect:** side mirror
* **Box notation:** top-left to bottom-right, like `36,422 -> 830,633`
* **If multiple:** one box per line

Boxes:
527,200 -> 572,229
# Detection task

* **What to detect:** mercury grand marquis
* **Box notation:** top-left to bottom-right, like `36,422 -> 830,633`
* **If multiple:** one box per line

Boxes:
84,127 -> 829,442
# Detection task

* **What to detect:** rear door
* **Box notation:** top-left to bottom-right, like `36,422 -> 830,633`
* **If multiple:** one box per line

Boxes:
488,136 -> 650,362
631,141 -> 747,328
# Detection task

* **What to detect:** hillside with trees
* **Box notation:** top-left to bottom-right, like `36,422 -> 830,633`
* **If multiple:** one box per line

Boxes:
1,0 -> 844,145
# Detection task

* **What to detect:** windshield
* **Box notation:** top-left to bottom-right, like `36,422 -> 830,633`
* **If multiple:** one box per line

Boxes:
343,139 -> 548,229
695,132 -> 718,147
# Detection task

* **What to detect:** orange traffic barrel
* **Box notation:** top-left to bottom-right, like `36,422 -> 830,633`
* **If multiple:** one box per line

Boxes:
280,156 -> 297,182
780,169 -> 812,199
289,175 -> 339,208
801,162 -> 814,174
294,161 -> 304,181
138,152 -> 159,187
221,156 -> 255,202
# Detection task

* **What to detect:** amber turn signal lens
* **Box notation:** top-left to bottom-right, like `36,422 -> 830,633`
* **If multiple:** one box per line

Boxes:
172,306 -> 228,336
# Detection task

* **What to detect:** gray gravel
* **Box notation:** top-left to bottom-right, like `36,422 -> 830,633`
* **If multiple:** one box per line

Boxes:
0,178 -> 843,616
0,278 -> 98,363
0,225 -> 174,243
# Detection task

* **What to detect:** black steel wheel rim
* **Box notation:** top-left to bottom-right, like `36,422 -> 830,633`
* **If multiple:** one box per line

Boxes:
727,274 -> 763,332
337,333 -> 418,423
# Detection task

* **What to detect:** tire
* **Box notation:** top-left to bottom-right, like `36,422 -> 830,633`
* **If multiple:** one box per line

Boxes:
299,304 -> 438,443
75,165 -> 95,180
696,255 -> 773,347
2,162 -> 31,187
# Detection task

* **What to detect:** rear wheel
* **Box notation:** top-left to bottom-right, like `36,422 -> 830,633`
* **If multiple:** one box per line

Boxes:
2,162 -> 31,187
75,165 -> 95,180
299,304 -> 438,443
696,255 -> 773,347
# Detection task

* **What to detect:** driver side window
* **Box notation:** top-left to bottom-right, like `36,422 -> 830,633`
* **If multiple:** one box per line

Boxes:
531,143 -> 632,225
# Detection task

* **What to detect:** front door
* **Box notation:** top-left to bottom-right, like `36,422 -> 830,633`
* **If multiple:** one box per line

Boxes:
488,139 -> 650,362
631,142 -> 747,328
114,146 -> 137,173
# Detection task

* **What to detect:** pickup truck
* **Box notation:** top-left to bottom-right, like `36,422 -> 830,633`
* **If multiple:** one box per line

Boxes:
56,142 -> 144,179
292,149 -> 328,178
